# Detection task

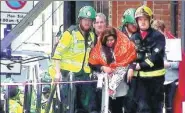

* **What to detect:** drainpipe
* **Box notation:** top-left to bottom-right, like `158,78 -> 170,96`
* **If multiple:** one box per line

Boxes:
170,1 -> 178,37
182,1 -> 185,50
63,1 -> 71,31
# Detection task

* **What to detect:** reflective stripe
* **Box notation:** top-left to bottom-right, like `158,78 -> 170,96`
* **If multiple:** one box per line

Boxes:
62,60 -> 82,66
54,51 -> 62,56
61,60 -> 90,73
52,51 -> 62,59
60,62 -> 90,73
134,69 -> 166,77
62,60 -> 89,67
56,46 -> 67,53
145,58 -> 154,67
72,49 -> 84,53
57,43 -> 66,49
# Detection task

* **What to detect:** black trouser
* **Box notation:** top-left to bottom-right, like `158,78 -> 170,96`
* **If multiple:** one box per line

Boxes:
91,74 -> 102,113
164,80 -> 178,113
122,94 -> 137,113
109,96 -> 125,113
94,88 -> 102,113
127,76 -> 164,113
60,70 -> 97,113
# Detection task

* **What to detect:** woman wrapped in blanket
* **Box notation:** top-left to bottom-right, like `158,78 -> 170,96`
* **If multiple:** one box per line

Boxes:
89,27 -> 137,113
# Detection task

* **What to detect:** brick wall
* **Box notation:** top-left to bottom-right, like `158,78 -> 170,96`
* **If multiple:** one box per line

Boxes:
177,1 -> 182,38
110,1 -> 182,37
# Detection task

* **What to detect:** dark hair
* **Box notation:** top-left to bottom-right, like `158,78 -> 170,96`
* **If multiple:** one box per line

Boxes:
100,27 -> 117,64
101,27 -> 117,46
8,85 -> 19,98
152,20 -> 165,32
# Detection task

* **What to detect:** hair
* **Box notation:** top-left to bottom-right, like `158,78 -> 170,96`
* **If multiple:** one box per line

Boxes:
100,27 -> 117,64
100,27 -> 117,46
8,85 -> 19,98
95,13 -> 107,23
152,20 -> 165,32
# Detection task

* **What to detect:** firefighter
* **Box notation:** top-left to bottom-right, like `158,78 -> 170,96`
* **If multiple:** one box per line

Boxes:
127,5 -> 166,113
52,6 -> 97,113
121,8 -> 137,38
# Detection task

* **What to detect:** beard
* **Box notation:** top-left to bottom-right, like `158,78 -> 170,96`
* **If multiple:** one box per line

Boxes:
79,24 -> 90,32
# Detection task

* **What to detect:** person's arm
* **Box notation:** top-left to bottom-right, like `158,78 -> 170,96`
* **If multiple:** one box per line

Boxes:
52,31 -> 72,80
165,61 -> 179,69
170,62 -> 179,69
89,63 -> 102,72
54,60 -> 62,79
89,63 -> 114,74
129,62 -> 137,70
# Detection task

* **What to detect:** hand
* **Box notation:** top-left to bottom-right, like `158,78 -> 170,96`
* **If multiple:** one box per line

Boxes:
109,62 -> 117,68
109,89 -> 115,96
54,72 -> 62,82
127,69 -> 134,83
164,61 -> 171,68
101,66 -> 114,74
135,63 -> 141,70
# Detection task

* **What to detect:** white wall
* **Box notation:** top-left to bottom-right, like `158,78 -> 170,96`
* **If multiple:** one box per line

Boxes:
1,1 -> 64,54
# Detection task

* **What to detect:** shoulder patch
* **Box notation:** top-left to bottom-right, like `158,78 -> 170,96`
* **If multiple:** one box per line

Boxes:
154,48 -> 159,53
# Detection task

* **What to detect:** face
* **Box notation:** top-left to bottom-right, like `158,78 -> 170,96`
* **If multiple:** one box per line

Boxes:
127,24 -> 137,33
137,16 -> 150,30
94,16 -> 106,34
80,18 -> 93,31
106,36 -> 116,48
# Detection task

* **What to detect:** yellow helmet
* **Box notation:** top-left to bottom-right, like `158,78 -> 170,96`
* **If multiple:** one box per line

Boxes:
135,5 -> 153,19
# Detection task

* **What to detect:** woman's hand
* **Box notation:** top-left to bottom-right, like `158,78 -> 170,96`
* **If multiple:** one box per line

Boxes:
135,63 -> 141,70
164,60 -> 171,68
127,69 -> 134,83
101,66 -> 114,74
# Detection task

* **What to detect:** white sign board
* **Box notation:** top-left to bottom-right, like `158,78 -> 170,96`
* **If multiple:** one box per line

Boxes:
1,12 -> 27,24
0,1 -> 34,24
0,59 -> 21,74
166,39 -> 182,61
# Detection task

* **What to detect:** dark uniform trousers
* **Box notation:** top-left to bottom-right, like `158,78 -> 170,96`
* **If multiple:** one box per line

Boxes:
127,76 -> 164,113
59,70 -> 97,113
164,80 -> 178,113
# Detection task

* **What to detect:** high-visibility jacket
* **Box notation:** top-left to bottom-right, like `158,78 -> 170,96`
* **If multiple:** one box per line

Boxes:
52,25 -> 94,73
9,99 -> 23,113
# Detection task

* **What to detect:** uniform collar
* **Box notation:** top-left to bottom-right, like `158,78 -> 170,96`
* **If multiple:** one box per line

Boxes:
139,27 -> 153,40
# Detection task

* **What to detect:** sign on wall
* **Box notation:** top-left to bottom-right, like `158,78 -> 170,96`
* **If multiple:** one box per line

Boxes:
0,1 -> 34,25
0,59 -> 21,74
166,39 -> 182,61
